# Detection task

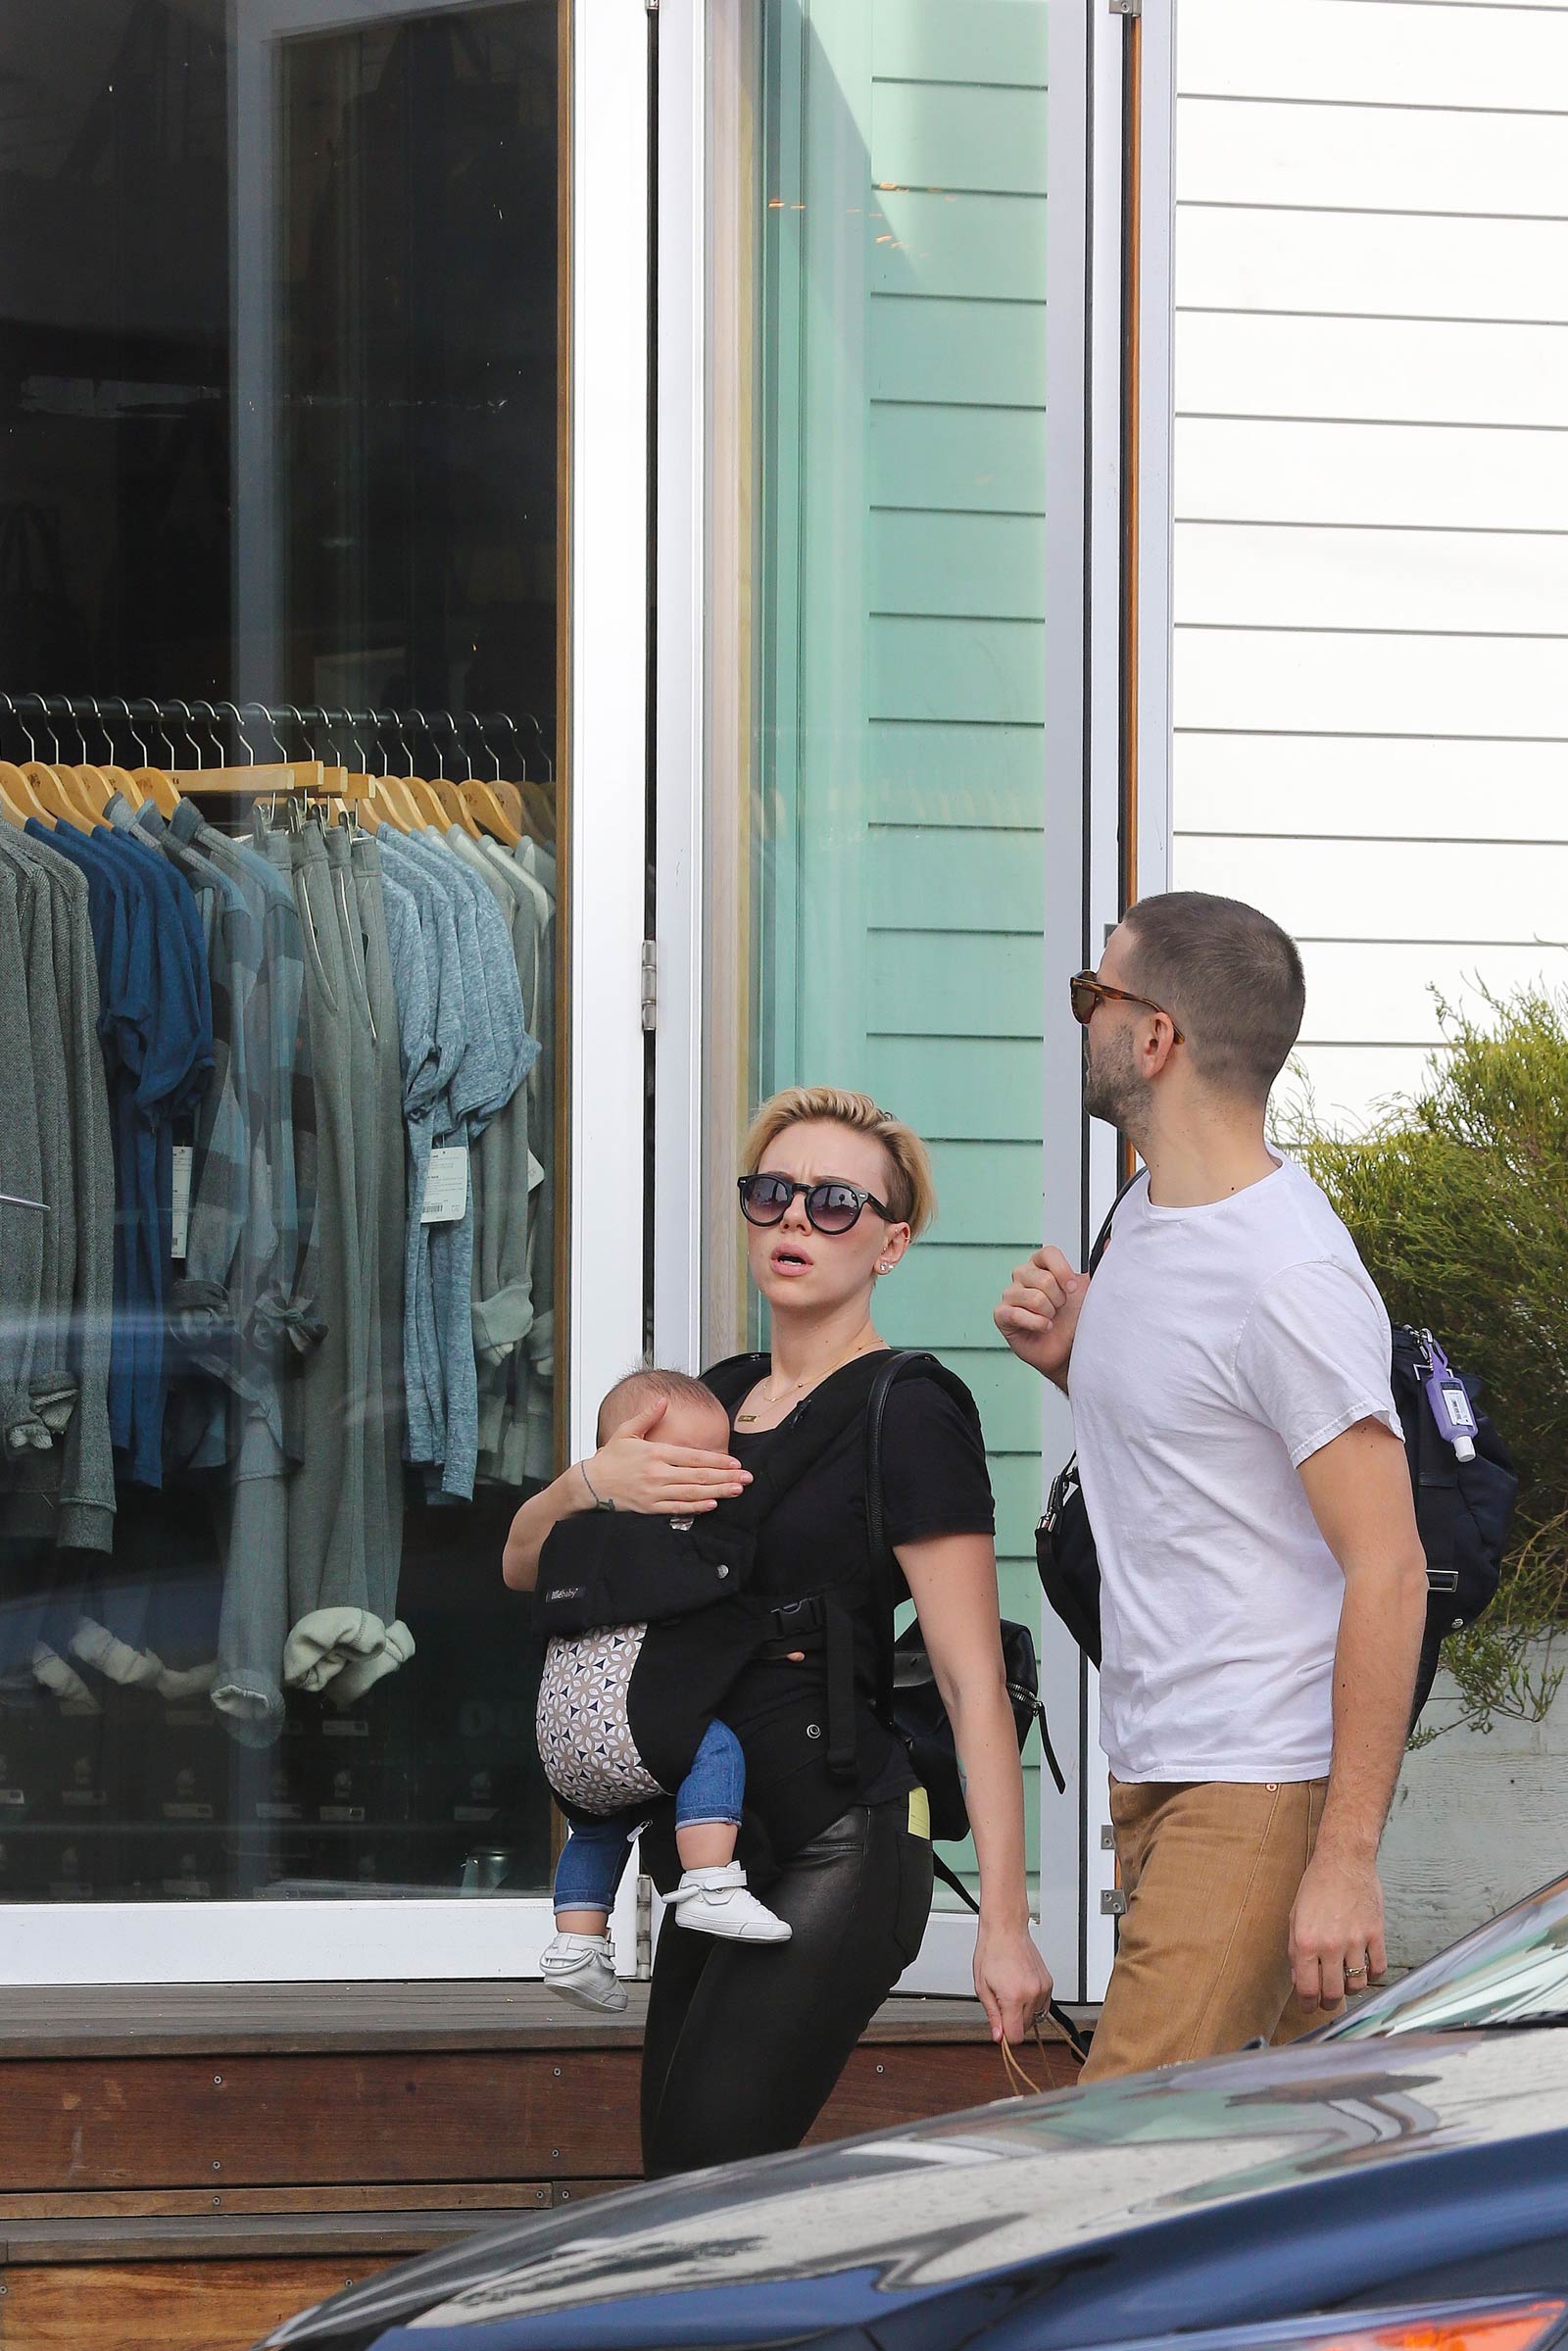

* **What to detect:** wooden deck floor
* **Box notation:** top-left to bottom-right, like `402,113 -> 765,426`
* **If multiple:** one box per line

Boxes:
0,1980 -> 1089,2058
0,1984 -> 1086,2349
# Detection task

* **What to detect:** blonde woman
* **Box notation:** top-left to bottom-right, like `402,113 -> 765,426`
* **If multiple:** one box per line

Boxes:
504,1087 -> 1050,2174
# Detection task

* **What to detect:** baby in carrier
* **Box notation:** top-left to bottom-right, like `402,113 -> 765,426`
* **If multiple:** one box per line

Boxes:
536,1368 -> 791,2012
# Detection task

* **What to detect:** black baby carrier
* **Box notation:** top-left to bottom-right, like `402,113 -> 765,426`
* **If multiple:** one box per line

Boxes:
1035,1178 -> 1519,1726
534,1352 -> 903,1805
538,1349 -> 1061,1818
698,1349 -> 1059,1814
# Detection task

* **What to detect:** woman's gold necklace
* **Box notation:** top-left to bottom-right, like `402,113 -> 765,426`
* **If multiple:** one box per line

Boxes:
736,1336 -> 881,1425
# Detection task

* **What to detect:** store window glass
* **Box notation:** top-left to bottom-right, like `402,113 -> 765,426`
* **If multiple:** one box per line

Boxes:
745,0 -> 1050,1885
0,1 -> 563,1906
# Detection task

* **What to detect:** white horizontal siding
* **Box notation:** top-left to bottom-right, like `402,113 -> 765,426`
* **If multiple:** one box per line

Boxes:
1177,314 -> 1568,430
1176,524 -> 1568,632
1172,833 -> 1568,947
1173,0 -> 1568,1132
1178,210 -> 1568,325
1175,628 -> 1568,739
1177,416 -> 1568,529
1175,732 -> 1568,839
1275,1045 -> 1451,1135
1180,0 -> 1568,111
1176,94 -> 1568,220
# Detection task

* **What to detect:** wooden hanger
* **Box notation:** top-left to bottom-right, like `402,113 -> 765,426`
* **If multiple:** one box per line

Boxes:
428,775 -> 483,840
168,761 -> 310,802
21,760 -> 91,827
458,776 -> 521,848
383,775 -> 422,830
491,779 -> 525,832
172,775 -> 324,813
341,781 -> 381,832
0,760 -> 43,825
375,772 -> 420,830
73,765 -> 114,820
519,778 -> 557,846
131,764 -> 181,818
97,762 -> 144,809
343,770 -> 413,831
403,774 -> 447,828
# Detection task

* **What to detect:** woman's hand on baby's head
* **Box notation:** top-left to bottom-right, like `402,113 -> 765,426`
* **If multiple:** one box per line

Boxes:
587,1398 -> 752,1514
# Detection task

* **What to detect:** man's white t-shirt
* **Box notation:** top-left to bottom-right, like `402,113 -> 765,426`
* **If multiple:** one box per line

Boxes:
1068,1156 -> 1402,1785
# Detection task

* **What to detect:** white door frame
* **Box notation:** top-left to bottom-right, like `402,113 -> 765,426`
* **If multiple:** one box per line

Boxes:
0,0 -> 652,1987
1050,0 -> 1177,2005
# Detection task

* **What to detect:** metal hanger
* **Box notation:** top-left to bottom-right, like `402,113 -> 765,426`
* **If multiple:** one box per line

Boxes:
488,710 -> 552,844
427,712 -> 481,838
0,693 -> 49,824
52,696 -> 112,818
458,712 -> 520,847
18,693 -> 93,826
400,710 -> 449,829
128,699 -> 181,816
91,697 -> 146,808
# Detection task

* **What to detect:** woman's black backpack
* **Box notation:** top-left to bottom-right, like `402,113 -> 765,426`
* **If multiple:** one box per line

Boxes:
1035,1182 -> 1519,1725
866,1351 -> 1086,2061
863,1351 -> 1066,1836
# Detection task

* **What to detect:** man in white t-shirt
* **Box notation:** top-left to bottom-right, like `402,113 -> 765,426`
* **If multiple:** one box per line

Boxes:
996,891 -> 1427,2078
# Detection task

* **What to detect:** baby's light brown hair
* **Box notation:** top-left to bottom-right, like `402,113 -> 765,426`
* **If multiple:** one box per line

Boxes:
595,1367 -> 729,1448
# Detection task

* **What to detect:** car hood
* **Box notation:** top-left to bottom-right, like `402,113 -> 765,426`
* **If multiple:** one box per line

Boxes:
265,2029 -> 1568,2350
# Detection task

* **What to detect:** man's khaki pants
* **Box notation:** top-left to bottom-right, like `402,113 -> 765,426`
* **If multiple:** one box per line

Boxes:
1079,1776 -> 1340,2082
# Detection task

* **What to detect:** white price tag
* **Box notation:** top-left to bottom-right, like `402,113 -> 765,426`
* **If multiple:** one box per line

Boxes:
171,1144 -> 194,1258
421,1145 -> 469,1224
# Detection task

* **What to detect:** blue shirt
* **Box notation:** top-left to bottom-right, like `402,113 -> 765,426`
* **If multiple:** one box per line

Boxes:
31,823 -> 213,1485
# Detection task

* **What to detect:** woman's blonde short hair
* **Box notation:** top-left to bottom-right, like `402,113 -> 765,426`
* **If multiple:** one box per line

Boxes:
741,1087 -> 937,1241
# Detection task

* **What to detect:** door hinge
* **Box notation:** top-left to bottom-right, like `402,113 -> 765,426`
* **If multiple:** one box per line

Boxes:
1109,0 -> 1141,14
1100,1823 -> 1116,1851
1101,1887 -> 1127,1916
635,1875 -> 654,1975
640,940 -> 658,1033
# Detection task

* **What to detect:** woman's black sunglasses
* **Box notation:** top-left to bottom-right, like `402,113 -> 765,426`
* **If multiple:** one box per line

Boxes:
737,1173 -> 895,1235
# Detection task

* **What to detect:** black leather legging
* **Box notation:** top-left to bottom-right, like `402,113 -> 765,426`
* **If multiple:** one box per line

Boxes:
640,1798 -> 934,2178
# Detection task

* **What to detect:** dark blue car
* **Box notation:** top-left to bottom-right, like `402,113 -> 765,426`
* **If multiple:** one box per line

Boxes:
256,1871 -> 1568,2351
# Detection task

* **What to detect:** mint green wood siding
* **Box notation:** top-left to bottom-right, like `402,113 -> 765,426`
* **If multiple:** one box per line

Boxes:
756,0 -> 1051,1891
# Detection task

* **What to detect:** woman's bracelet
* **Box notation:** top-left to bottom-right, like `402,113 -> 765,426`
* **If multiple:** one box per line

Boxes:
577,1457 -> 615,1512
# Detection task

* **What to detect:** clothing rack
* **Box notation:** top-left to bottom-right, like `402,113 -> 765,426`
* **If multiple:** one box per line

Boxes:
0,695 -> 555,786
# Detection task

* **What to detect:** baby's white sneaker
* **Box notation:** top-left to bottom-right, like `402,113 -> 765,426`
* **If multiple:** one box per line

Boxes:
540,1931 -> 628,2010
670,1863 -> 792,1942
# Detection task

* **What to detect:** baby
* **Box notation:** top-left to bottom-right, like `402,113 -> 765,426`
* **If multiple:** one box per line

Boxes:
536,1367 -> 790,2012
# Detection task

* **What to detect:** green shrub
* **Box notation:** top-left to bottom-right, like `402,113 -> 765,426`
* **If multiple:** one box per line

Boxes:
1280,986 -> 1568,1741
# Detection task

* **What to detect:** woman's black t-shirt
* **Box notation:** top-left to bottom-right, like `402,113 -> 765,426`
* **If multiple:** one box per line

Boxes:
679,1353 -> 996,1873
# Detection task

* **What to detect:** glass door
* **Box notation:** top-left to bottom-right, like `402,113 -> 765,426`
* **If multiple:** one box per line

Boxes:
682,0 -> 1105,1998
0,0 -> 652,1982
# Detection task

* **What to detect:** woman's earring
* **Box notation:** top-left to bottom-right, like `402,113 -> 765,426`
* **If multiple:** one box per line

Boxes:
877,1260 -> 891,1274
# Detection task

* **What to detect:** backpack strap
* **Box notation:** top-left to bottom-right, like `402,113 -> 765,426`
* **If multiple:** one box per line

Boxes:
868,1353 -> 1069,1797
1046,1169 -> 1144,1511
1089,1167 -> 1145,1275
863,1351 -> 984,1728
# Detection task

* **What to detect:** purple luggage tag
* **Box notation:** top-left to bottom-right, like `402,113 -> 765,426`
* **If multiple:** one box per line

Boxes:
1424,1335 -> 1478,1463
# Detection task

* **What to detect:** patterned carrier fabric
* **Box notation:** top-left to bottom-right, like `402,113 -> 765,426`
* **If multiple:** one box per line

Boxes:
535,1624 -> 669,1815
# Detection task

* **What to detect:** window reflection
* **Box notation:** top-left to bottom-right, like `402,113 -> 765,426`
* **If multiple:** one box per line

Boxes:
0,1 -> 563,1909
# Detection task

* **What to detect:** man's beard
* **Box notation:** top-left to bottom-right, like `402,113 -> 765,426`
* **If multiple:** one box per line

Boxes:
1084,1022 -> 1151,1142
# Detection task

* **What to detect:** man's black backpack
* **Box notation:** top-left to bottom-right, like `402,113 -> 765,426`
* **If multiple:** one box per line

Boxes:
1035,1180 -> 1519,1726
